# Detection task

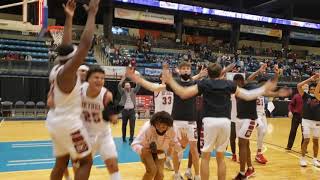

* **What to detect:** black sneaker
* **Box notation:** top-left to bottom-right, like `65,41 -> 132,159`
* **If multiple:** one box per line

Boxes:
123,139 -> 127,143
233,172 -> 247,180
129,139 -> 133,145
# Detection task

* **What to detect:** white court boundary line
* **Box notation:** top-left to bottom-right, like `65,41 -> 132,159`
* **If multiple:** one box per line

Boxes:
0,118 -> 5,128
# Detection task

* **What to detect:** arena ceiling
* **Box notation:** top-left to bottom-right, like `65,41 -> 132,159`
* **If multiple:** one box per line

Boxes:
0,0 -> 319,26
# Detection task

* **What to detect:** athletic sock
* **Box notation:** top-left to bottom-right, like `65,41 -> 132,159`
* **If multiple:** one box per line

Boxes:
110,172 -> 121,180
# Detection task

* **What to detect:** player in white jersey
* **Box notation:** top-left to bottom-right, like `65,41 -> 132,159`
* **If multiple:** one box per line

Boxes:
81,66 -> 121,180
46,0 -> 99,179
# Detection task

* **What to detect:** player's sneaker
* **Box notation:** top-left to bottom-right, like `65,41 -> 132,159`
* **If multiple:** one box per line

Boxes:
164,158 -> 174,171
313,159 -> 320,168
255,154 -> 268,164
173,173 -> 183,180
300,157 -> 307,167
184,168 -> 193,179
245,167 -> 255,178
193,175 -> 200,180
232,154 -> 237,162
233,172 -> 247,180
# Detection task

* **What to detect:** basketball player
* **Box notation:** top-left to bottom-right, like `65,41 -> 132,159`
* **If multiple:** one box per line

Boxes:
233,66 -> 290,180
297,73 -> 320,167
81,66 -> 121,179
131,111 -> 189,180
246,64 -> 272,165
161,63 -> 277,180
46,0 -> 100,179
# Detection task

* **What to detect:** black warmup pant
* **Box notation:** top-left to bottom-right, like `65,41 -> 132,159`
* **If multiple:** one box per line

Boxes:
286,113 -> 304,149
122,109 -> 136,141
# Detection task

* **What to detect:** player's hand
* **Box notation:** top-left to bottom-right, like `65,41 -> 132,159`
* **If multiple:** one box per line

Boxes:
274,64 -> 280,75
109,114 -> 119,125
63,0 -> 76,17
162,64 -> 173,84
83,0 -> 100,15
199,65 -> 208,78
125,66 -> 138,82
288,112 -> 293,119
178,131 -> 189,149
259,63 -> 267,73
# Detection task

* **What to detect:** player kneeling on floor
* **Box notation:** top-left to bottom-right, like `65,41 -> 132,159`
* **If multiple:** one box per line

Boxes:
131,111 -> 188,180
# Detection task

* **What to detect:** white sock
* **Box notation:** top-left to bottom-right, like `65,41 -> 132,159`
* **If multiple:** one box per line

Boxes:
110,172 -> 121,180
186,168 -> 191,172
240,171 -> 245,175
313,158 -> 318,161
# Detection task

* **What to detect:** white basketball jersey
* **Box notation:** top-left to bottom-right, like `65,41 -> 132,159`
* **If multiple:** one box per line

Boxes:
47,65 -> 83,131
81,83 -> 110,135
154,90 -> 174,114
256,96 -> 265,115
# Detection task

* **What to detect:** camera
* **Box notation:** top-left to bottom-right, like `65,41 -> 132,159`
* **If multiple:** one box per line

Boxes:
150,142 -> 157,159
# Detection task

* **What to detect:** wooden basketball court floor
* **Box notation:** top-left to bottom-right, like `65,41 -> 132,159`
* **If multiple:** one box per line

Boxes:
0,118 -> 319,180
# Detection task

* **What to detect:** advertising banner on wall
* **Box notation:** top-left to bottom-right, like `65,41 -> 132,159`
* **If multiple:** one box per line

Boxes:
183,18 -> 231,30
144,68 -> 162,76
240,25 -> 282,38
114,8 -> 174,25
290,32 -> 320,41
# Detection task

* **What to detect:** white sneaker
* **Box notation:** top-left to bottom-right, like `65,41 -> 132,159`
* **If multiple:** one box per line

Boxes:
173,173 -> 183,180
184,168 -> 193,179
313,159 -> 320,167
164,159 -> 174,171
300,157 -> 307,167
194,175 -> 201,180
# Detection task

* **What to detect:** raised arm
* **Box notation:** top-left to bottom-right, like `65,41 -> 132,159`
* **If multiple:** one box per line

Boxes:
117,75 -> 125,94
220,63 -> 236,78
125,67 -> 165,92
297,74 -> 319,96
316,82 -> 320,101
235,80 -> 277,101
264,87 -> 292,98
247,63 -> 267,82
57,0 -> 100,93
61,0 -> 76,45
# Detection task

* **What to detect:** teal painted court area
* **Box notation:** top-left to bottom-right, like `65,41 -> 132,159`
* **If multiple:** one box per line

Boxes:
0,138 -> 232,172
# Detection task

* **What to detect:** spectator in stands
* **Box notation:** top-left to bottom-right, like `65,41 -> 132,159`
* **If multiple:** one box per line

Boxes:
118,75 -> 141,145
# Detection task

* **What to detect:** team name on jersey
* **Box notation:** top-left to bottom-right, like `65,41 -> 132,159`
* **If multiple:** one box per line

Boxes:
82,102 -> 101,111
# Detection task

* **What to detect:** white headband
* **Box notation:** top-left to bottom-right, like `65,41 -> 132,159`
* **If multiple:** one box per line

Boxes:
56,45 -> 78,62
78,65 -> 89,71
